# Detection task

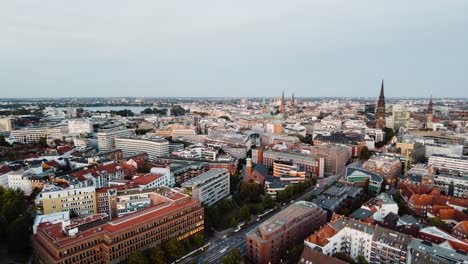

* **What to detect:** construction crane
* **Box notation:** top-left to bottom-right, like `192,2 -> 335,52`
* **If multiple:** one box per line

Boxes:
404,149 -> 411,177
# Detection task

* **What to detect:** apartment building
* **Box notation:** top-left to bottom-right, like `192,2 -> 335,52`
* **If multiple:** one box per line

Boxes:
261,149 -> 324,178
246,201 -> 327,264
115,136 -> 169,160
361,192 -> 399,222
305,215 -> 411,264
35,185 -> 97,216
33,189 -> 204,264
432,174 -> 468,198
181,168 -> 230,206
363,155 -> 402,184
428,154 -> 468,176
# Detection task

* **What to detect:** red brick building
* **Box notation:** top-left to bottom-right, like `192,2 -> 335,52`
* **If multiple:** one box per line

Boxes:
246,201 -> 327,264
33,188 -> 204,264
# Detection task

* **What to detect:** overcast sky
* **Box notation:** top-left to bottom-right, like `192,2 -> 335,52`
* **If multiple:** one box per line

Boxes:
0,0 -> 467,98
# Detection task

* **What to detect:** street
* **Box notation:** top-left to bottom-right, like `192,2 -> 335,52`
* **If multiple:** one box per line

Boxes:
187,173 -> 344,263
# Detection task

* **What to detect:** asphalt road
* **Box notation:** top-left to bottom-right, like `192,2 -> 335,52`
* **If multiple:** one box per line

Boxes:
190,173 -> 344,263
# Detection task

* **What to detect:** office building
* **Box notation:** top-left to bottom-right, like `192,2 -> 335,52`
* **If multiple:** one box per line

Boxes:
68,119 -> 93,135
182,169 -> 230,206
9,127 -> 48,144
97,125 -> 134,152
115,136 -> 169,160
33,189 -> 204,264
246,201 -> 327,264
0,117 -> 15,132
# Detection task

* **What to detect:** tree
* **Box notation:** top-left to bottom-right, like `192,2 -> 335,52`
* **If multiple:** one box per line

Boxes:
165,238 -> 184,258
277,190 -> 288,203
229,217 -> 238,228
149,246 -> 165,264
221,248 -> 243,264
0,135 -> 10,147
287,244 -> 304,263
360,146 -> 371,160
190,233 -> 205,248
38,137 -> 48,147
239,205 -> 251,221
69,210 -> 79,218
128,250 -> 149,264
296,134 -> 307,143
332,252 -> 354,263
426,217 -> 450,232
357,255 -> 369,264
263,194 -> 274,209
256,203 -> 265,214
171,105 -> 186,116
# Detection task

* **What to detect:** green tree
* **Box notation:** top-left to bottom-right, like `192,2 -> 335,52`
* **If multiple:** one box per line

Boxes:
229,217 -> 238,228
256,203 -> 265,214
360,146 -> 371,160
287,244 -> 304,263
38,137 -> 48,147
263,194 -> 274,209
277,190 -> 288,203
149,246 -> 165,264
190,233 -> 205,248
171,105 -> 186,116
128,250 -> 150,264
165,238 -> 184,258
221,248 -> 243,264
357,255 -> 369,264
239,205 -> 251,221
0,135 -> 10,147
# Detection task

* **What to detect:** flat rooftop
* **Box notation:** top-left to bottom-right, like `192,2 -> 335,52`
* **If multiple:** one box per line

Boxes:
181,168 -> 227,186
256,201 -> 319,237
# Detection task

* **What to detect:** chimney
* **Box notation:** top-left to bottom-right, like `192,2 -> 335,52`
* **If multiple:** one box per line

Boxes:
246,158 -> 252,180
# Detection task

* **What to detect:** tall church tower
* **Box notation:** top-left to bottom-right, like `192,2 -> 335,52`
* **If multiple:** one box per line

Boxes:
290,93 -> 295,115
280,91 -> 285,115
426,95 -> 433,126
376,79 -> 386,129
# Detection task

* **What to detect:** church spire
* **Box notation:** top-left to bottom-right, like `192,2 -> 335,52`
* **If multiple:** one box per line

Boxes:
376,79 -> 386,129
291,92 -> 295,115
280,91 -> 285,114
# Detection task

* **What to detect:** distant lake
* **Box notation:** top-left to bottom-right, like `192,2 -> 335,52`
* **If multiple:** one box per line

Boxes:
84,106 -> 151,113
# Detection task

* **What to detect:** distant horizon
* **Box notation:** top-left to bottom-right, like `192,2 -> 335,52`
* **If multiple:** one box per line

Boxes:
1,1 -> 467,98
0,95 -> 467,100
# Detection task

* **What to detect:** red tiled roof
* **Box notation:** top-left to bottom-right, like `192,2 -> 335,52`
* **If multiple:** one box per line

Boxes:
98,163 -> 123,174
35,199 -> 201,248
132,174 -> 162,185
0,165 -> 11,174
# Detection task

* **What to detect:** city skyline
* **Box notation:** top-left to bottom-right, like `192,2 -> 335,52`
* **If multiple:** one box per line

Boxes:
1,1 -> 467,98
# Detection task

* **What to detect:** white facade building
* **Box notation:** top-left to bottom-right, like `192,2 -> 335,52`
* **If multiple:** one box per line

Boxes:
115,136 -> 169,160
9,127 -> 48,144
97,125 -> 134,152
361,192 -> 399,222
68,120 -> 93,135
428,154 -> 468,176
181,169 -> 230,206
